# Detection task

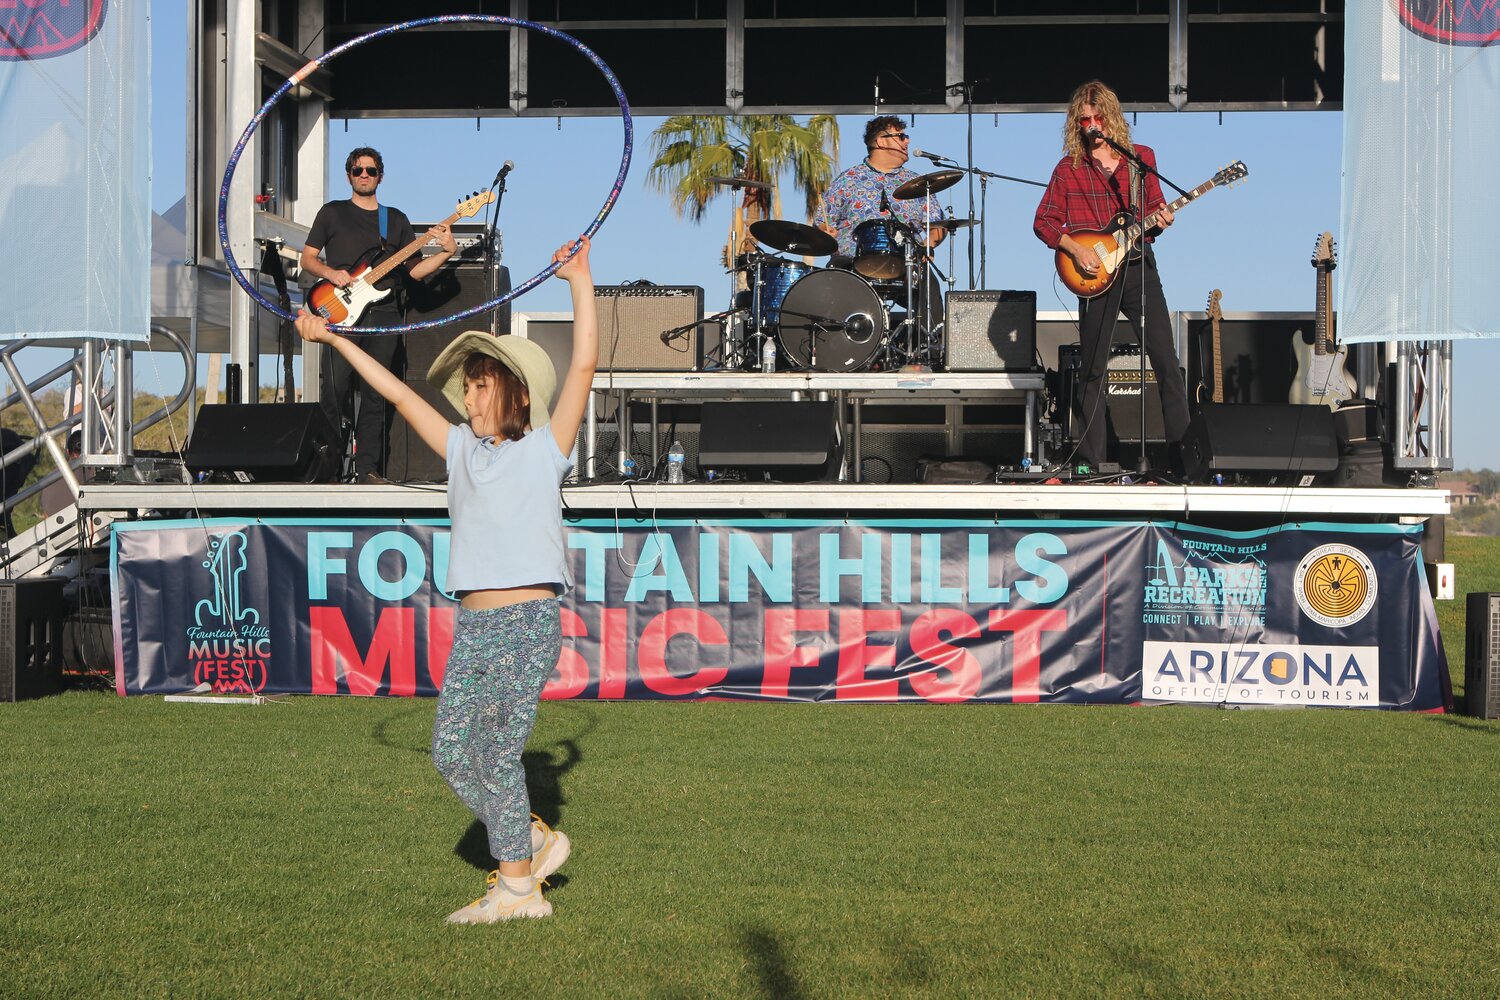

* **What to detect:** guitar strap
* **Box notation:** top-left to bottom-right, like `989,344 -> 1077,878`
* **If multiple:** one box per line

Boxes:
378,205 -> 388,247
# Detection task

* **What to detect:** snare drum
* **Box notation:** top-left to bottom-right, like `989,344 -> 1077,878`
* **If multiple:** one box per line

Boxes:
737,259 -> 814,329
777,269 -> 886,372
852,219 -> 906,280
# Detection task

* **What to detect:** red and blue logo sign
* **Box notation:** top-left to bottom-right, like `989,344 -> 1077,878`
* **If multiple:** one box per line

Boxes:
0,0 -> 107,61
1393,0 -> 1500,46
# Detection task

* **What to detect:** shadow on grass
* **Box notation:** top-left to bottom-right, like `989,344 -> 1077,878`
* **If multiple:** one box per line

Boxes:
742,927 -> 804,1000
1430,713 -> 1499,735
371,703 -> 431,754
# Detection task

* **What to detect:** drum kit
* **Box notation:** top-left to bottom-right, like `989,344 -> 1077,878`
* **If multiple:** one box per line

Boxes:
709,170 -> 971,372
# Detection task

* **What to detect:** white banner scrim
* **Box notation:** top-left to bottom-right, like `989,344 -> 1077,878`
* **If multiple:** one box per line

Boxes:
0,0 -> 150,342
1340,1 -> 1500,343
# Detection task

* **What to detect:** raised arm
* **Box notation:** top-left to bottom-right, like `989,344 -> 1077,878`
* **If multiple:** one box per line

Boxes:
295,310 -> 452,458
547,236 -> 597,454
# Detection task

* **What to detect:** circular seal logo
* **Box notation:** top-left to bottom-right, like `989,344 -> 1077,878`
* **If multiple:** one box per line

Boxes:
1294,544 -> 1378,628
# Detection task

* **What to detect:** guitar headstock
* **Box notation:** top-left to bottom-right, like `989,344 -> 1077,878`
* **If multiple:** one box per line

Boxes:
454,190 -> 498,219
1311,231 -> 1337,271
1206,288 -> 1222,322
1213,161 -> 1249,187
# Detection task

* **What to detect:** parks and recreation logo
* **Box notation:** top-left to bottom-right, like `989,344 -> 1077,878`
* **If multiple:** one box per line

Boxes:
186,530 -> 271,694
1391,1 -> 1500,46
1141,640 -> 1381,706
1294,543 -> 1378,629
1140,536 -> 1267,628
0,0 -> 108,60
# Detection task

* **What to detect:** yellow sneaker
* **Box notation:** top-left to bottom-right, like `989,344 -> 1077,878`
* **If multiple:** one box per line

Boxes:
446,879 -> 551,924
530,815 -> 572,881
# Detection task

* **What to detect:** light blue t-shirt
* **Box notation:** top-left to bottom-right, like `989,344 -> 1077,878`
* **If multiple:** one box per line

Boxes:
444,424 -> 575,595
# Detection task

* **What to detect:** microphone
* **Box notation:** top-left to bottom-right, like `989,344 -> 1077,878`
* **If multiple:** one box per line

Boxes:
909,147 -> 951,163
492,160 -> 514,187
1084,128 -> 1104,140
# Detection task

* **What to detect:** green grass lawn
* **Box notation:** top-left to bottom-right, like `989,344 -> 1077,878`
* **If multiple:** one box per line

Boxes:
3,692 -> 1497,998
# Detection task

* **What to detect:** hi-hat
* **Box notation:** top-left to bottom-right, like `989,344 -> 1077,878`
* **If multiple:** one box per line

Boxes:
936,217 -> 979,231
749,219 -> 837,256
708,175 -> 771,190
893,169 -> 964,200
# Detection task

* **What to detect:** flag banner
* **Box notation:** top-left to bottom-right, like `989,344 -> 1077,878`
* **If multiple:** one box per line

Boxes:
111,517 -> 1451,711
1340,1 -> 1500,342
0,1 -> 149,342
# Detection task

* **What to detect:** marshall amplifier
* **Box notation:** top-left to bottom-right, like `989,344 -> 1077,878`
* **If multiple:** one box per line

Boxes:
596,285 -> 704,372
1058,344 -> 1166,443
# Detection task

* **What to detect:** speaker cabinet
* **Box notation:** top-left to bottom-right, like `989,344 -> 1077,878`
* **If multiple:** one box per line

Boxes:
1058,344 -> 1166,443
186,403 -> 340,483
0,579 -> 66,702
1465,593 -> 1500,720
945,290 -> 1037,371
596,286 -> 704,372
389,265 -> 510,483
698,401 -> 840,481
1181,403 -> 1340,484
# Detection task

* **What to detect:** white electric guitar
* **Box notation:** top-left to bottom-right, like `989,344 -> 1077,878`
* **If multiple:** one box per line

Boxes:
1289,232 -> 1355,407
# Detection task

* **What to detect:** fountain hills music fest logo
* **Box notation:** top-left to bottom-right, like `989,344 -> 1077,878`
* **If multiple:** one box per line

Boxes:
0,0 -> 108,60
185,530 -> 272,694
1392,0 -> 1500,45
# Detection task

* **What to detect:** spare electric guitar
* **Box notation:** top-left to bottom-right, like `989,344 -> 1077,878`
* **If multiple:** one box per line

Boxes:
306,190 -> 495,327
1197,288 -> 1224,403
1289,232 -> 1355,407
1055,160 -> 1248,299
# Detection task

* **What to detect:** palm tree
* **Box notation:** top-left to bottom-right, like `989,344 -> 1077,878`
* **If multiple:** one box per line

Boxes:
646,115 -> 840,266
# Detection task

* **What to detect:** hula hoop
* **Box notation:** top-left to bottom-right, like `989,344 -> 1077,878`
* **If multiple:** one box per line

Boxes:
217,16 -> 633,335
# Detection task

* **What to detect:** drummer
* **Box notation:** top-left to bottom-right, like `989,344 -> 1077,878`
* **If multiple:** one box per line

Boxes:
814,115 -> 948,265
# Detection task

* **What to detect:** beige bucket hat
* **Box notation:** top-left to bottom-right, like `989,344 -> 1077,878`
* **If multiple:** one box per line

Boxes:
426,331 -> 556,431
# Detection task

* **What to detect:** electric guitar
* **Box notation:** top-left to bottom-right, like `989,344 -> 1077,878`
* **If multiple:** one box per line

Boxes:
1289,232 -> 1355,407
306,190 -> 495,327
1197,288 -> 1224,403
1055,160 -> 1248,299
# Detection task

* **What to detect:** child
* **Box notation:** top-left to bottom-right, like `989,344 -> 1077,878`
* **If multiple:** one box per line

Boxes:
296,236 -> 596,923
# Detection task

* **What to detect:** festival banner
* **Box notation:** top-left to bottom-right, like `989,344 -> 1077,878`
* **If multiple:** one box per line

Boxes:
1341,0 -> 1500,342
0,0 -> 150,342
111,518 -> 1450,711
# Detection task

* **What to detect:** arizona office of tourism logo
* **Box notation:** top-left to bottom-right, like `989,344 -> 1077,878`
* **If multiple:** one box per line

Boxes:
1392,1 -> 1500,46
0,0 -> 108,61
1294,543 -> 1377,628
185,530 -> 271,694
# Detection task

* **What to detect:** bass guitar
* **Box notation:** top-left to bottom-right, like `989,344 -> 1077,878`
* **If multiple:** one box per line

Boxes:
306,190 -> 495,327
1289,232 -> 1355,407
1055,160 -> 1248,299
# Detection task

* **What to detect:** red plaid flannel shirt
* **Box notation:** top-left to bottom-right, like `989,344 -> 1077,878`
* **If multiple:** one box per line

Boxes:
1033,143 -> 1166,250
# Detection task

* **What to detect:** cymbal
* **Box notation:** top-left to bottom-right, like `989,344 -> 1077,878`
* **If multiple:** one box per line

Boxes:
708,175 -> 771,191
749,219 -> 837,256
892,169 -> 964,201
936,217 -> 978,231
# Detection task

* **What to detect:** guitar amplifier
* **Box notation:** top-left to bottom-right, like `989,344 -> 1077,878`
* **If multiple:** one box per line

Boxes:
945,291 -> 1037,371
596,285 -> 705,372
1058,344 -> 1165,442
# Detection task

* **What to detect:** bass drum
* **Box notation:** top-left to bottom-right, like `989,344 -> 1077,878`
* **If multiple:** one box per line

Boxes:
777,269 -> 886,372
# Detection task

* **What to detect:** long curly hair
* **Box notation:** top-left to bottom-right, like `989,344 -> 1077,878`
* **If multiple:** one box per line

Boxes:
1063,81 -> 1134,167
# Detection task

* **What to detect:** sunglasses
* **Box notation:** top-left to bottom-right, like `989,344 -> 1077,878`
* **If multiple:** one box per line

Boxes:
881,132 -> 910,142
1078,115 -> 1104,126
349,166 -> 381,177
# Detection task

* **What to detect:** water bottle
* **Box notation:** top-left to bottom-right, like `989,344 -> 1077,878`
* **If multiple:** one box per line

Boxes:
761,335 -> 777,372
666,441 -> 686,484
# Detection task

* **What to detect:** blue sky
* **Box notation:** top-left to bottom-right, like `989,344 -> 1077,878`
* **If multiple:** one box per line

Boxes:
143,3 -> 1500,469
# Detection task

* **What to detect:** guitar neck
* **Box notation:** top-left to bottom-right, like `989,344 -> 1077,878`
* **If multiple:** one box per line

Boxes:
1211,317 -> 1224,404
1128,178 -> 1220,241
1314,267 -> 1333,357
364,210 -> 459,285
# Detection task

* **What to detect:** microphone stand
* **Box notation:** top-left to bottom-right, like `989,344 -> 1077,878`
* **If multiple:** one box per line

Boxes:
1090,131 -> 1189,475
916,151 -> 1045,289
485,163 -> 511,334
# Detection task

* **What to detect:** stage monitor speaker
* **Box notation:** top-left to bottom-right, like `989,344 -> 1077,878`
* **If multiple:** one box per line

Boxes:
596,285 -> 704,372
388,264 -> 507,483
185,403 -> 339,483
1181,403 -> 1340,484
0,579 -> 66,702
945,290 -> 1037,371
1465,593 -> 1500,720
698,401 -> 840,481
1058,344 -> 1166,442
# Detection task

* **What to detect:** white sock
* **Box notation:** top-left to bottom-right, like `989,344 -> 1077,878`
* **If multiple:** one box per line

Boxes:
498,873 -> 534,897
